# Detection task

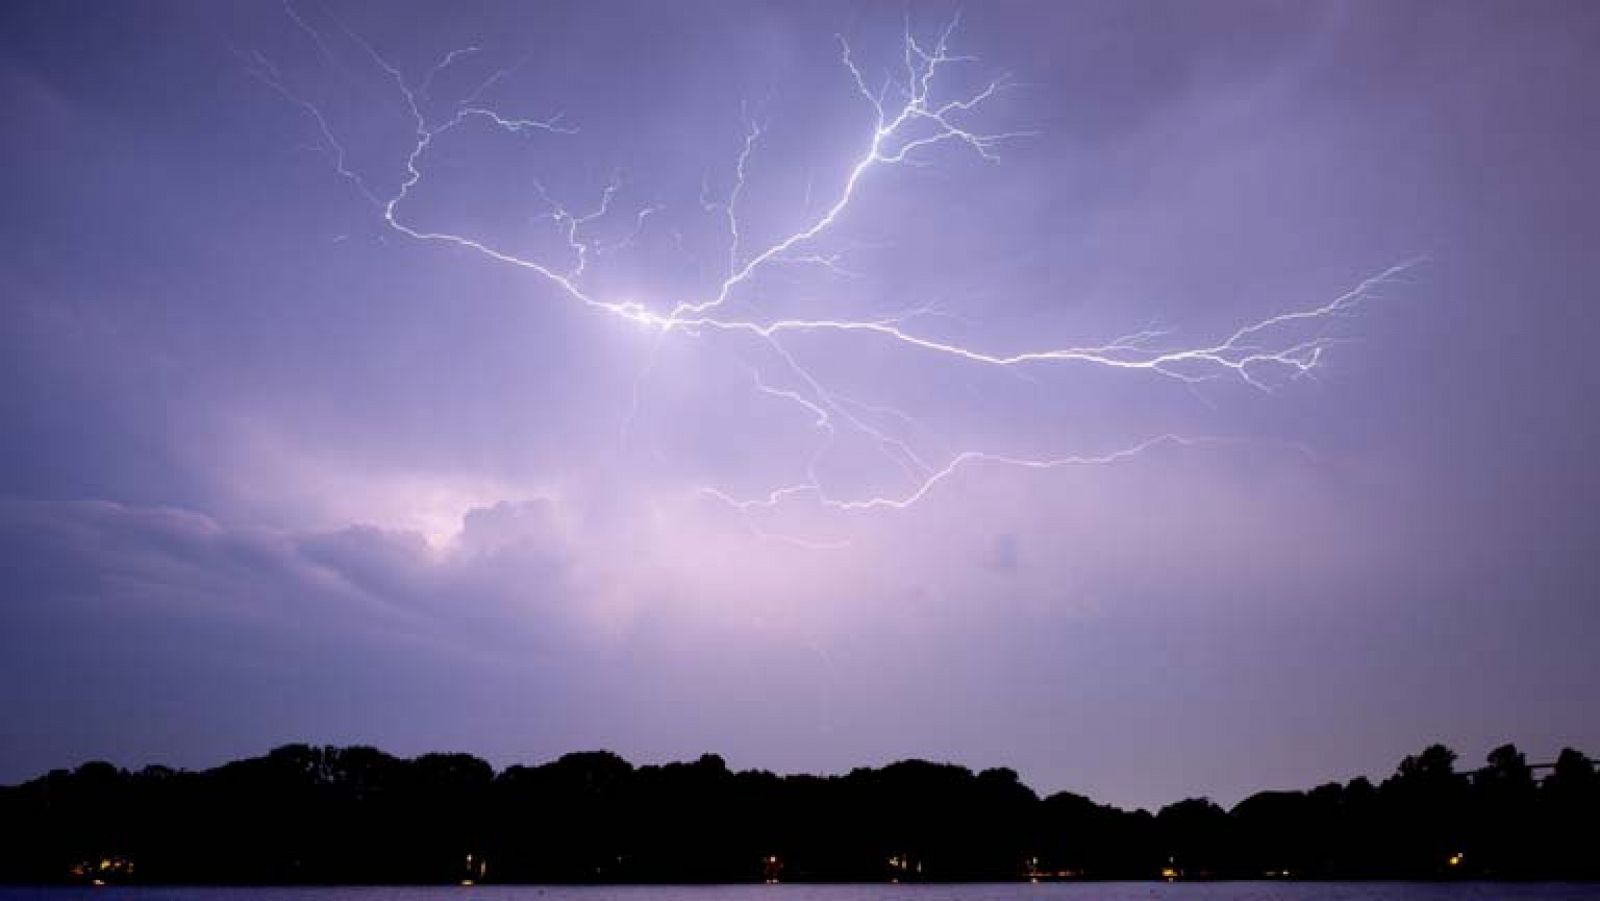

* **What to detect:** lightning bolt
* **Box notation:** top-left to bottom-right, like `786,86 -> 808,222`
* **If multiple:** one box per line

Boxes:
254,5 -> 1418,532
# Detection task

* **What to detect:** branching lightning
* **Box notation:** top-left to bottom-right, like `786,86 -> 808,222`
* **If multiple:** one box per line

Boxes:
253,4 -> 1418,527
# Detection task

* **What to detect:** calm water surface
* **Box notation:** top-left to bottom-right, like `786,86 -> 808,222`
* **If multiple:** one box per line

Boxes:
3,886 -> 1598,901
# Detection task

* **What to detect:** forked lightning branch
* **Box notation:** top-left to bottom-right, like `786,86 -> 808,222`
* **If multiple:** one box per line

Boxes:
252,4 -> 1416,519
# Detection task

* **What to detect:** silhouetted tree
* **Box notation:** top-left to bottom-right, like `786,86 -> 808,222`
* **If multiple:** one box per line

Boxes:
1540,747 -> 1599,877
1156,797 -> 1231,877
1470,743 -> 1537,875
1381,743 -> 1468,874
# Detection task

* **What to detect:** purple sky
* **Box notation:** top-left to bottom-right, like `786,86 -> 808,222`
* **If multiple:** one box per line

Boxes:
2,0 -> 1598,810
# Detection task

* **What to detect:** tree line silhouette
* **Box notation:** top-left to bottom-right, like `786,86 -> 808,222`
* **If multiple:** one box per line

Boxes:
0,741 -> 1594,884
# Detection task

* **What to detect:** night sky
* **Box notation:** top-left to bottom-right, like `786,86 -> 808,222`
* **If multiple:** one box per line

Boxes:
2,0 -> 1598,811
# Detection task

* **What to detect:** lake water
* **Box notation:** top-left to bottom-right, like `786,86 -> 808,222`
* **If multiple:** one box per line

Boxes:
3,885 -> 1599,901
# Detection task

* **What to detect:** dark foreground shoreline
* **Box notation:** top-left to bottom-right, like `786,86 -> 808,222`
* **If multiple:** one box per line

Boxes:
5,882 -> 1600,901
3,741 -> 1596,885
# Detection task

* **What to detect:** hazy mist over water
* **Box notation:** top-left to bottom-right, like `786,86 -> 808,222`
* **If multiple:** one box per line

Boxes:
4,885 -> 1600,901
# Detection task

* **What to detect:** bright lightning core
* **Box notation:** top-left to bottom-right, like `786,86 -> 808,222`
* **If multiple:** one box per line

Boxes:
251,7 -> 1417,531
